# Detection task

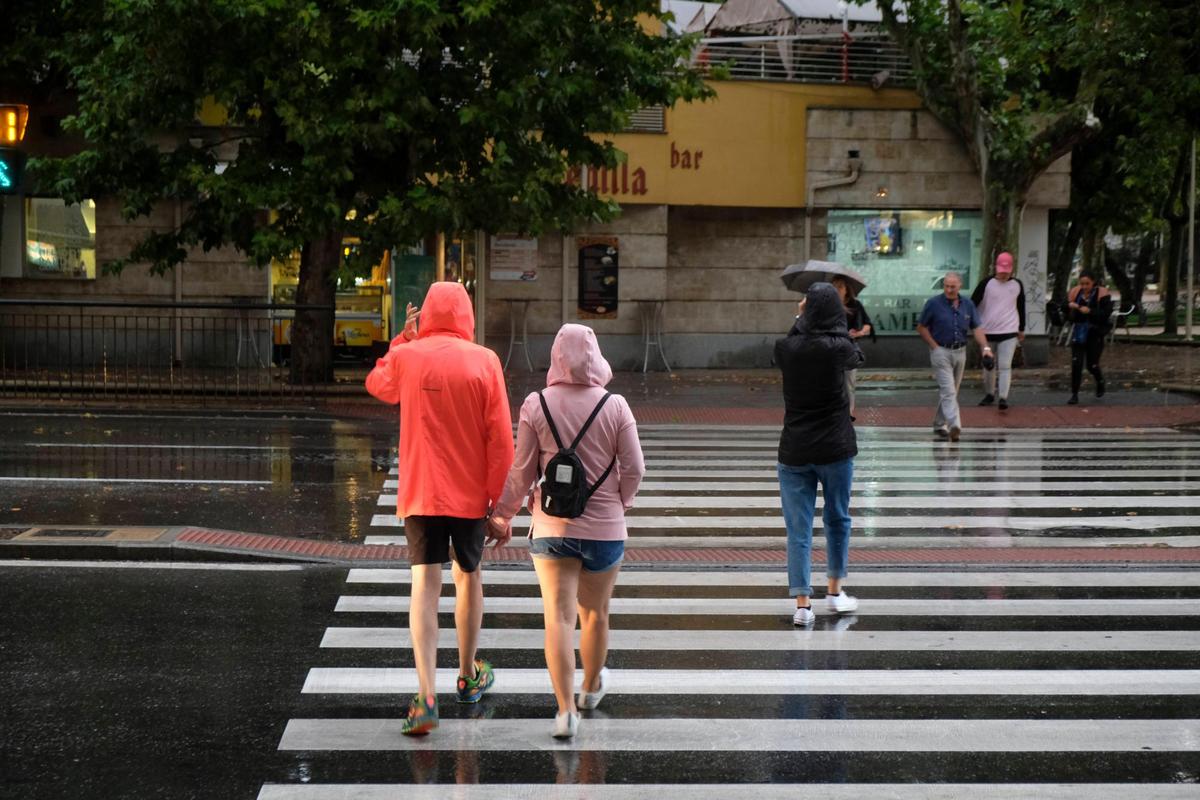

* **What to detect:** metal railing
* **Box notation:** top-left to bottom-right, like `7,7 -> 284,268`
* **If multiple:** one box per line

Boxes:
694,34 -> 913,86
0,299 -> 336,405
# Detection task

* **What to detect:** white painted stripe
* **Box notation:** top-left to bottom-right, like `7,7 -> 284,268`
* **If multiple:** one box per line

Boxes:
642,459 -> 1193,468
636,441 -> 1200,451
277,718 -> 1200,752
377,493 -> 1200,509
369,513 -> 1200,531
634,424 -> 1183,434
362,533 -> 1200,548
344,568 -> 1200,587
334,595 -> 1200,616
641,469 -> 1200,479
0,476 -> 269,486
634,481 -> 1200,493
303,667 -> 1200,696
257,784 -> 1200,800
0,560 -> 302,572
319,627 -> 1200,652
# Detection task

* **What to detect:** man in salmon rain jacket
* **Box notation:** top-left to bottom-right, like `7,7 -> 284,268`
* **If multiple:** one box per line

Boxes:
365,281 -> 514,735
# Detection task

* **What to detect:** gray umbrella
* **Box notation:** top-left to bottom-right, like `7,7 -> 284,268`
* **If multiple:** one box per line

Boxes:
780,260 -> 868,294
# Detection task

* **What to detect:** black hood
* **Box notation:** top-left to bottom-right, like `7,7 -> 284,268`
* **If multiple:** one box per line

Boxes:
804,282 -> 849,335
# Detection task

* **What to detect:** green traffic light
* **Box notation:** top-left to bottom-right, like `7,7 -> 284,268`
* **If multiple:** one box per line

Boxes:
0,148 -> 25,195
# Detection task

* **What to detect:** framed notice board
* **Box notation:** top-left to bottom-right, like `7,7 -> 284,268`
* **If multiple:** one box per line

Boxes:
577,236 -> 619,319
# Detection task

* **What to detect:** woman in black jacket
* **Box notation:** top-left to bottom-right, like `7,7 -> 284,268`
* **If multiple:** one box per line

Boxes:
830,276 -> 874,418
775,282 -> 865,626
1064,271 -> 1113,405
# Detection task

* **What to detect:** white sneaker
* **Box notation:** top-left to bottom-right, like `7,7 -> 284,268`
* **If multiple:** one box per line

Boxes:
578,667 -> 609,710
827,591 -> 859,614
792,606 -> 815,626
553,711 -> 580,739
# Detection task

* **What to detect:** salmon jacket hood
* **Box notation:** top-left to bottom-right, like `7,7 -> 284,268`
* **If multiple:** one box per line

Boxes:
546,324 -> 613,388
418,281 -> 475,341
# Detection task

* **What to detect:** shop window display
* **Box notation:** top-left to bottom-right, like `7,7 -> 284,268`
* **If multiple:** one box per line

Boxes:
826,209 -> 982,335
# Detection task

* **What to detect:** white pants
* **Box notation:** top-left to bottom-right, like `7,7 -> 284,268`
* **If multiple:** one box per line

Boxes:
930,346 -> 966,430
983,337 -> 1019,400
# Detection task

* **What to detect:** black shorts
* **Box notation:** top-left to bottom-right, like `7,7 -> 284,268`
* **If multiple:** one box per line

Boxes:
403,515 -> 486,572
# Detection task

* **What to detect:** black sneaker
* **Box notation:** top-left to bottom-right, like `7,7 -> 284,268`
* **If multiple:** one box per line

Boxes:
1067,393 -> 1079,405
998,398 -> 1009,410
978,394 -> 995,406
1096,381 -> 1106,398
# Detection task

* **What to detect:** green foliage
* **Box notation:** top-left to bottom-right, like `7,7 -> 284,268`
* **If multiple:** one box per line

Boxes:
32,0 -> 711,275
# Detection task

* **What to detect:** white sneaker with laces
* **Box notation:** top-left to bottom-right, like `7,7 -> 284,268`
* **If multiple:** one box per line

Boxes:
827,591 -> 859,614
578,667 -> 609,710
553,711 -> 580,739
792,606 -> 815,626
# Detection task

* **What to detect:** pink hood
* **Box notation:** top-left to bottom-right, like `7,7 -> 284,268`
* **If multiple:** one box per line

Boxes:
418,282 -> 474,341
546,324 -> 612,388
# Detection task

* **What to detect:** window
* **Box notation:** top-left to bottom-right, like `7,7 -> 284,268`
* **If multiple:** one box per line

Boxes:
826,209 -> 982,335
25,198 -> 97,280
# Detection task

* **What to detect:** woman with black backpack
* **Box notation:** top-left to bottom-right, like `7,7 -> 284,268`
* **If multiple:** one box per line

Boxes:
488,324 -> 645,739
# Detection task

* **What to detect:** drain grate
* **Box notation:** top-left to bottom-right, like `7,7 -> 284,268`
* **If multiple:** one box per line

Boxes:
32,528 -> 115,538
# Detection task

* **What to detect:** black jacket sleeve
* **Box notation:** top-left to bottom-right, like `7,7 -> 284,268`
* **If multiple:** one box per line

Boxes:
971,278 -> 989,307
1016,279 -> 1026,332
858,302 -> 877,342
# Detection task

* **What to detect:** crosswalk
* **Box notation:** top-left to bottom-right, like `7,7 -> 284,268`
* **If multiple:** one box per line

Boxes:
260,426 -> 1200,796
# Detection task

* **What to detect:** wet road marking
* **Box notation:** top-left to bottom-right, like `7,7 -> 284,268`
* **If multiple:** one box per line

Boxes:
335,595 -> 1200,616
302,667 -> 1200,696
257,785 -> 1200,800
363,532 -> 1200,547
383,478 -> 1200,492
377,493 -> 1200,509
277,717 -> 1200,752
344,568 -> 1200,587
366,512 -> 1200,532
319,627 -> 1200,652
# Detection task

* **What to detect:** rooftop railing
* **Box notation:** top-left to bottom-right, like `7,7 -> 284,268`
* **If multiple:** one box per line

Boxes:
693,33 -> 913,87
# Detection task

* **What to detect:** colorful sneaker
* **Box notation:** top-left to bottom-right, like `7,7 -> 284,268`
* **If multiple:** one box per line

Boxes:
456,658 -> 495,704
401,693 -> 438,736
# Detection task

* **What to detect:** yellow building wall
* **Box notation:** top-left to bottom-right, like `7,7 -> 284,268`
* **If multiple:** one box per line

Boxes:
597,81 -> 922,207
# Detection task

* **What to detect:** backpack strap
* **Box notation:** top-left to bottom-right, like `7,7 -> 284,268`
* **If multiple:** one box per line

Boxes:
569,392 -> 612,450
586,455 -> 618,499
537,391 -> 566,451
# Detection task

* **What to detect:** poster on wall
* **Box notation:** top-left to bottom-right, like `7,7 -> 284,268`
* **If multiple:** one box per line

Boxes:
490,235 -> 539,281
577,236 -> 619,319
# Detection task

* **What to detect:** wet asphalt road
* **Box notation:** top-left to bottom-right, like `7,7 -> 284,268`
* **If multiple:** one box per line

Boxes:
3,561 -> 1199,799
0,412 -> 396,542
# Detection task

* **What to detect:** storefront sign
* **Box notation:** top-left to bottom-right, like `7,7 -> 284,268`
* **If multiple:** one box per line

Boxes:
489,235 -> 539,281
577,237 -> 619,319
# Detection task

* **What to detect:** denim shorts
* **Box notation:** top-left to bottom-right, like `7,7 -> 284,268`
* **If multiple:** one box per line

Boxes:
529,536 -> 625,573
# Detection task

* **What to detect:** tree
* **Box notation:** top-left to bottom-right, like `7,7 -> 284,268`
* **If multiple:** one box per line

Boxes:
40,1 -> 709,381
867,0 -> 1127,273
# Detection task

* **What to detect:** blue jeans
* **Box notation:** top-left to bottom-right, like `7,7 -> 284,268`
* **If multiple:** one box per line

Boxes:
777,458 -> 854,597
529,537 -> 625,573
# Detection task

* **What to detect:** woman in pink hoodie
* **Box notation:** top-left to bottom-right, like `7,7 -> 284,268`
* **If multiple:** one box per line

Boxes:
488,324 -> 645,739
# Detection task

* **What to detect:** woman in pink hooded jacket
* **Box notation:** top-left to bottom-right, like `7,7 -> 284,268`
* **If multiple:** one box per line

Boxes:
488,324 -> 645,739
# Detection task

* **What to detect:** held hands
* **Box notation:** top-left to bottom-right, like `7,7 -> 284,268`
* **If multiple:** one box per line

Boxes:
403,302 -> 421,340
485,515 -> 512,548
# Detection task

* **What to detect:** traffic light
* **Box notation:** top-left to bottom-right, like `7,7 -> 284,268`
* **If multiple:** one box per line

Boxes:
0,104 -> 29,194
1,104 -> 29,145
0,148 -> 25,195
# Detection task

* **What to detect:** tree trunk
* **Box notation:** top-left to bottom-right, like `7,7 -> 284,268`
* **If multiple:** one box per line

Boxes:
1050,215 -> 1083,304
1103,244 -> 1133,308
1164,219 -> 1185,336
979,178 -> 1025,281
291,230 -> 341,384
